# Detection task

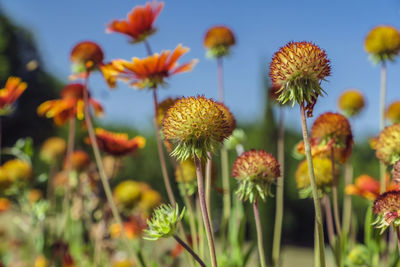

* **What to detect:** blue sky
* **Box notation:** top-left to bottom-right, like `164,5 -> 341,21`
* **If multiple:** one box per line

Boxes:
2,0 -> 400,140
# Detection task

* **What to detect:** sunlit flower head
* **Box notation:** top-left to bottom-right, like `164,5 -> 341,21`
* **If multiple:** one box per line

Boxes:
65,150 -> 91,172
365,25 -> 400,63
373,190 -> 400,233
0,198 -> 11,213
2,159 -> 32,183
113,180 -> 141,210
70,41 -> 104,73
204,25 -> 235,58
110,215 -> 147,240
338,89 -> 365,117
0,77 -> 27,115
269,41 -> 331,115
40,137 -> 66,164
139,188 -> 162,214
107,1 -> 164,43
110,44 -> 198,89
37,83 -> 103,126
86,128 -> 145,157
374,124 -> 400,165
232,149 -> 280,202
295,157 -> 337,198
162,96 -> 234,160
157,97 -> 179,126
345,175 -> 380,201
386,101 -> 400,124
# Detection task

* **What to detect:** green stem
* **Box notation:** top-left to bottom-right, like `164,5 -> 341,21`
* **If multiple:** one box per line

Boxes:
330,148 -> 342,238
395,227 -> 400,254
322,196 -> 335,248
220,147 -> 231,240
272,108 -> 284,267
180,180 -> 199,254
194,156 -> 217,267
61,118 -> 76,215
254,200 -> 267,267
174,235 -> 207,267
380,61 -> 387,193
314,219 -> 320,267
205,152 -> 213,229
196,197 -> 205,260
342,162 -> 353,235
299,103 -> 326,267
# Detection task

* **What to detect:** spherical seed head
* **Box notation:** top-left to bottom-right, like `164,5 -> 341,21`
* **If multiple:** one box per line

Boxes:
157,97 -> 179,126
372,190 -> 400,232
204,26 -> 235,58
386,101 -> 400,124
311,112 -> 353,162
232,149 -> 280,202
144,204 -> 185,240
295,157 -> 337,198
365,25 -> 400,63
113,180 -> 141,210
216,102 -> 236,135
70,41 -> 104,73
40,137 -> 67,164
375,124 -> 400,165
162,96 -> 233,161
338,90 -> 365,117
269,41 -> 331,113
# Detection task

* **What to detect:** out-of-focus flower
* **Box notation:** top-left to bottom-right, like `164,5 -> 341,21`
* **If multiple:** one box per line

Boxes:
107,1 -> 163,43
110,44 -> 198,89
269,41 -> 331,116
2,159 -> 32,183
295,157 -> 337,198
28,189 -> 43,203
232,149 -> 280,202
157,97 -> 179,126
374,123 -> 400,165
40,137 -> 66,164
112,259 -> 135,267
224,128 -> 246,151
386,101 -> 400,124
373,190 -> 400,233
70,41 -> 104,74
144,204 -> 185,240
346,245 -> 369,266
393,161 -> 400,183
0,77 -> 27,115
203,25 -> 235,58
37,83 -> 103,126
365,25 -> 400,63
345,174 -> 400,201
175,158 -> 198,196
110,215 -> 147,240
139,188 -> 162,214
338,89 -> 365,117
86,128 -> 145,156
34,255 -> 48,267
0,198 -> 11,212
162,96 -> 234,161
65,150 -> 91,172
113,180 -> 141,210
52,171 -> 68,190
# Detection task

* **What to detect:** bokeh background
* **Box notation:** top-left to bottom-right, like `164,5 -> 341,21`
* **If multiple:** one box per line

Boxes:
1,0 -> 400,265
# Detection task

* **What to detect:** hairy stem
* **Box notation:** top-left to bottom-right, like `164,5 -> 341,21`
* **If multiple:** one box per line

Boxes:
254,200 -> 267,267
299,104 -> 326,267
272,108 -> 284,267
174,235 -> 207,267
205,152 -> 213,228
194,156 -> 217,267
380,61 -> 387,193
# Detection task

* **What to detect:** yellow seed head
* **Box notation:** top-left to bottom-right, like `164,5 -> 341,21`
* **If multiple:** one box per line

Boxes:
375,124 -> 400,165
338,90 -> 365,117
113,180 -> 141,209
386,101 -> 400,124
365,25 -> 400,62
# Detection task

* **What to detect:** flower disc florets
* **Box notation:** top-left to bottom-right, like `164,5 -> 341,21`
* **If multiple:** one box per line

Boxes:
162,96 -> 234,161
365,25 -> 400,63
232,149 -> 280,203
374,124 -> 400,165
144,204 -> 185,240
204,25 -> 236,58
338,89 -> 365,117
373,190 -> 400,233
269,41 -> 331,114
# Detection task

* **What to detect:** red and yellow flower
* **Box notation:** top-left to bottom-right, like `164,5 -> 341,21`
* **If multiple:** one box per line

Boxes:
86,128 -> 145,156
107,1 -> 164,43
37,83 -> 103,126
109,44 -> 198,89
0,77 -> 27,115
373,190 -> 400,233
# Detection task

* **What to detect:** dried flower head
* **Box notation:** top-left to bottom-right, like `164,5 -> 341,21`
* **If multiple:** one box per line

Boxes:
37,83 -> 103,126
40,137 -> 67,164
386,101 -> 400,124
204,25 -> 235,58
86,128 -> 145,157
107,1 -> 163,43
232,149 -> 280,202
373,190 -> 400,233
295,157 -> 337,198
374,124 -> 400,165
162,96 -> 234,160
338,89 -> 365,117
144,204 -> 185,240
269,41 -> 331,115
113,180 -> 141,210
110,44 -> 198,89
70,41 -> 104,73
157,97 -> 179,126
0,77 -> 27,115
365,25 -> 400,63
65,150 -> 91,172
